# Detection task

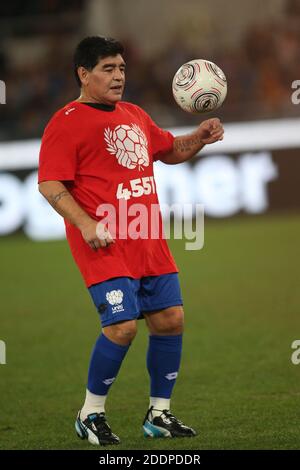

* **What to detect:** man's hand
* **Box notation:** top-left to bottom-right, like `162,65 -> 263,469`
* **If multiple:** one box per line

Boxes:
80,219 -> 115,251
196,118 -> 224,145
39,181 -> 115,250
159,117 -> 224,165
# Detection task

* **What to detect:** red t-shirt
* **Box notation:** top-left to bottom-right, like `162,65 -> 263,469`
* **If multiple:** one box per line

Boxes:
38,100 -> 178,287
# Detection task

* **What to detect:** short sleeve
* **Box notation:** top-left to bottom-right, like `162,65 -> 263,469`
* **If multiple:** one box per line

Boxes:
136,106 -> 174,162
38,116 -> 77,183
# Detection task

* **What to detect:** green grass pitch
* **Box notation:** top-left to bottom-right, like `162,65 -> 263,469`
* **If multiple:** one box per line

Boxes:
0,213 -> 300,450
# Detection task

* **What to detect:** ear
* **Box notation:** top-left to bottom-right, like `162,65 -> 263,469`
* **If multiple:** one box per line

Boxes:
77,66 -> 89,86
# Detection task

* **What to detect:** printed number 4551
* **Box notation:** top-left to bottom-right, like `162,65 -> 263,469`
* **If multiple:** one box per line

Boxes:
116,176 -> 156,200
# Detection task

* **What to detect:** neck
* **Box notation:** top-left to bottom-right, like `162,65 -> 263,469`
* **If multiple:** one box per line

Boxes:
77,93 -> 97,103
76,92 -> 114,106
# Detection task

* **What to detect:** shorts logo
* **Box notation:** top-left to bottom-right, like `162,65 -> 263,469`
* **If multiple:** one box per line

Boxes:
106,289 -> 125,314
97,303 -> 107,315
165,372 -> 178,381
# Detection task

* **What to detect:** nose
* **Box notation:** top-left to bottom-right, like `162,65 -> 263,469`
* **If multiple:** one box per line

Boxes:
114,68 -> 124,81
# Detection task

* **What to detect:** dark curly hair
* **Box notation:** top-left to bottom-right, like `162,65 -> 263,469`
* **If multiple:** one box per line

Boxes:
73,36 -> 124,87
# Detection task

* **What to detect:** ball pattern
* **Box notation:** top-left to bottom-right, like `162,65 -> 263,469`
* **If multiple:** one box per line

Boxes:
172,59 -> 227,114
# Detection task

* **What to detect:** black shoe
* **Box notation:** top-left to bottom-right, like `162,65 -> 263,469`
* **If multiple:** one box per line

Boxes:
143,406 -> 197,438
75,411 -> 120,446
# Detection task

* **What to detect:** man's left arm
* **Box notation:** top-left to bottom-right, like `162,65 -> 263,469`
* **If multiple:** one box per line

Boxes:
159,118 -> 224,165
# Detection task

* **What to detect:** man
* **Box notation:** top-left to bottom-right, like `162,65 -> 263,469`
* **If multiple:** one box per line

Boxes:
38,36 -> 224,446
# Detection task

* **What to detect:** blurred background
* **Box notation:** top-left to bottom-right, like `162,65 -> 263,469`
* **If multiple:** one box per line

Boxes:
0,0 -> 300,138
1,0 -> 300,239
0,0 -> 300,451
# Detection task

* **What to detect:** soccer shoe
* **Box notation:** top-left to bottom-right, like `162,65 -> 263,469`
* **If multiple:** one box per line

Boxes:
75,411 -> 120,446
143,406 -> 197,438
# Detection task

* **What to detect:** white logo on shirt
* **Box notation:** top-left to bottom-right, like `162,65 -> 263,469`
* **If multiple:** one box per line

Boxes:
65,107 -> 76,115
104,124 -> 149,171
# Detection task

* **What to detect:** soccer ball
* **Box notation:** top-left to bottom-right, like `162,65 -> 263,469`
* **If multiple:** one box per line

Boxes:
172,59 -> 227,114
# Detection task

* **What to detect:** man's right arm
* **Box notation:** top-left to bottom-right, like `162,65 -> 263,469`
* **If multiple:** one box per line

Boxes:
38,180 -> 114,250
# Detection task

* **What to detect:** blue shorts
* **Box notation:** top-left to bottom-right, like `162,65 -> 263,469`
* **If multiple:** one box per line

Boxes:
88,273 -> 183,327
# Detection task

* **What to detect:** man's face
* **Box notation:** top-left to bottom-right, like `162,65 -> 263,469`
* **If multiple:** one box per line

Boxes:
80,54 -> 126,104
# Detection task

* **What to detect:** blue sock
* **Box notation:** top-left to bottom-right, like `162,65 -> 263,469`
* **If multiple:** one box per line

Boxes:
87,333 -> 130,395
147,334 -> 183,399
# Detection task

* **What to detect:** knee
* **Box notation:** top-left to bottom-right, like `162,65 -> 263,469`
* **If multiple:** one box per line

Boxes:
161,315 -> 184,335
149,308 -> 184,335
104,320 -> 137,346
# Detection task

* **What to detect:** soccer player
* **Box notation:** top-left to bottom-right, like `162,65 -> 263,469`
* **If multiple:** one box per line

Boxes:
38,36 -> 224,446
